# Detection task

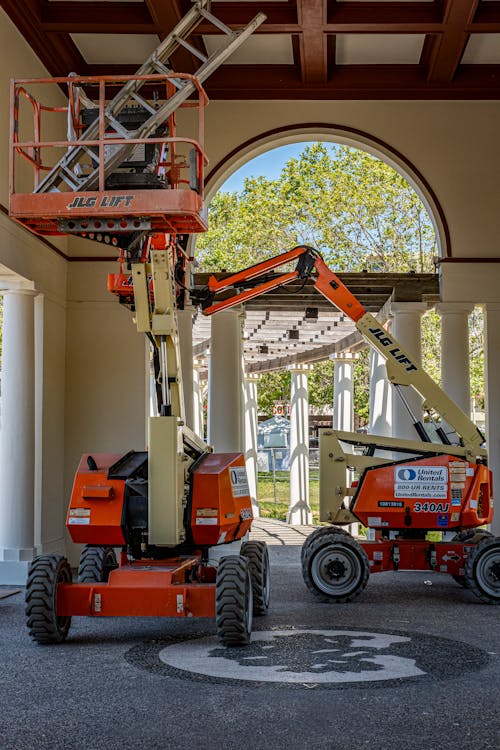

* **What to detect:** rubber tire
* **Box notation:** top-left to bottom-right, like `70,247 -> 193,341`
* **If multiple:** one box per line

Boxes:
302,532 -> 369,603
301,525 -> 352,565
240,541 -> 270,616
215,555 -> 253,646
451,529 -> 493,587
78,545 -> 117,583
25,554 -> 72,644
464,535 -> 500,604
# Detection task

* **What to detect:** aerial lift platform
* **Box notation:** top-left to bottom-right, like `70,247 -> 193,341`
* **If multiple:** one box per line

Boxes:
9,1 -> 270,646
187,246 -> 499,605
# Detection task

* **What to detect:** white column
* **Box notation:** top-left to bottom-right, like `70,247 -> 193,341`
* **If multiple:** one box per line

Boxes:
435,303 -> 473,416
192,359 -> 205,440
390,302 -> 427,441
244,374 -> 260,518
34,294 -> 66,557
331,353 -> 356,432
177,307 -> 195,431
0,291 -> 36,583
331,353 -> 358,535
287,365 -> 313,525
208,308 -> 244,452
369,347 -> 393,437
485,303 -> 500,536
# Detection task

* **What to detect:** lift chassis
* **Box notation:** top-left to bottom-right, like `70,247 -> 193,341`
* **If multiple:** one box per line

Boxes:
194,245 -> 500,605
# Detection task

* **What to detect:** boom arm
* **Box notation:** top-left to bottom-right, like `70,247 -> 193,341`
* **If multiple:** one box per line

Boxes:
194,246 -> 485,460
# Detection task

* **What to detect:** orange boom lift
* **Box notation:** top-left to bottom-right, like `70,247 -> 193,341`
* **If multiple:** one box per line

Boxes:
12,2 -> 270,645
189,246 -> 499,605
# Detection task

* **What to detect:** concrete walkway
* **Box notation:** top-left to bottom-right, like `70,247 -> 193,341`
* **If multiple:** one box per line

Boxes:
0,530 -> 499,750
249,516 -> 316,545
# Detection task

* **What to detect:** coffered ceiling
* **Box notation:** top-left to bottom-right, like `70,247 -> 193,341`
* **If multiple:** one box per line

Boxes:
2,1 -> 500,98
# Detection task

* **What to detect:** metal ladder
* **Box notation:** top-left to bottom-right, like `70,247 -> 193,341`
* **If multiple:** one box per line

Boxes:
35,1 -> 265,194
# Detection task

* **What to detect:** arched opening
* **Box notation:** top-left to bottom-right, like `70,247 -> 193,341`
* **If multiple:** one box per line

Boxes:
204,124 -> 449,259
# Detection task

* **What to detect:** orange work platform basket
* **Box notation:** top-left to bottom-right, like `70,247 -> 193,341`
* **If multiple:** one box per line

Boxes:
8,73 -> 209,240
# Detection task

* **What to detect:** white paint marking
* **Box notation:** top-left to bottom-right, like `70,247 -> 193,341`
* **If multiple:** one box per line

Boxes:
159,629 -> 426,684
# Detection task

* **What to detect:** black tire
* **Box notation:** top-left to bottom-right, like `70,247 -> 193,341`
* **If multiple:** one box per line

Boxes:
464,536 -> 500,604
302,532 -> 369,603
451,529 -> 493,587
240,541 -> 270,616
215,555 -> 253,646
78,545 -> 117,583
25,555 -> 72,644
301,525 -> 352,565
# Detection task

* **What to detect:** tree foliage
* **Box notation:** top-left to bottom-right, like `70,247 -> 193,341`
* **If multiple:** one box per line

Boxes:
197,143 -> 437,273
197,143 -> 483,420
469,307 -> 485,410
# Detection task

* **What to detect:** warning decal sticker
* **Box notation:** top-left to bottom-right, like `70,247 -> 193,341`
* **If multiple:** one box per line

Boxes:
230,467 -> 250,498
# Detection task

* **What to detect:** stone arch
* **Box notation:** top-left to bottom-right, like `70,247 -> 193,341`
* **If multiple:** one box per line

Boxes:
205,123 -> 450,258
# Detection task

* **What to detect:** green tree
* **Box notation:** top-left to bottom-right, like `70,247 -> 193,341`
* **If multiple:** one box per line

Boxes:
469,307 -> 484,410
421,309 -> 441,385
257,370 -> 290,416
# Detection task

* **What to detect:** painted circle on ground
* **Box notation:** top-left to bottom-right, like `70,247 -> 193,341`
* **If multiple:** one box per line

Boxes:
125,628 -> 490,689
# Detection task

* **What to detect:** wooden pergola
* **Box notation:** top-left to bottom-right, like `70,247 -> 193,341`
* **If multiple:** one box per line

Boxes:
192,270 -> 440,373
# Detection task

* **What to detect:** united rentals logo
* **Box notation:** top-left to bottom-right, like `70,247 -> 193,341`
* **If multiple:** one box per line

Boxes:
395,465 -> 449,500
66,195 -> 136,210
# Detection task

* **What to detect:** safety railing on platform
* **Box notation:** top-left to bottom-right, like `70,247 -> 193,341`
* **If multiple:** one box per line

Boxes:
10,73 -> 208,197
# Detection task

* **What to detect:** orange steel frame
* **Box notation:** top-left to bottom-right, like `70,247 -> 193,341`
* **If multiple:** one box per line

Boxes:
56,556 -> 215,618
357,538 -> 474,577
9,73 -> 209,236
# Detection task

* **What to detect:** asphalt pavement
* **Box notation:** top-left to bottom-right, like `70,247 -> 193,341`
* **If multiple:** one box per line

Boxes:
0,526 -> 498,750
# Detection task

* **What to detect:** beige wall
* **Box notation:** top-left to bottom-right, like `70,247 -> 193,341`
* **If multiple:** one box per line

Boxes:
64,263 -> 146,496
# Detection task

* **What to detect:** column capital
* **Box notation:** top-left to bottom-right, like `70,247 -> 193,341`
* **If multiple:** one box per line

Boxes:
244,373 -> 260,383
390,301 -> 428,317
287,363 -> 313,373
329,352 -> 359,363
210,306 -> 244,318
435,302 -> 474,316
0,286 -> 37,296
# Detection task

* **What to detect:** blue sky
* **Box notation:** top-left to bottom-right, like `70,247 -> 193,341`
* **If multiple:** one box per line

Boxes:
220,142 -> 314,192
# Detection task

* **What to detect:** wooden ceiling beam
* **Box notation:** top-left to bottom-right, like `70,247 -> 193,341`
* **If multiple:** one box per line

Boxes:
32,1 -> 500,36
327,1 -> 441,31
297,0 -> 328,83
82,61 -> 500,99
425,0 -> 480,83
196,2 -> 298,32
144,0 -> 200,72
40,2 -> 155,34
202,63 -> 500,99
471,1 -> 500,29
